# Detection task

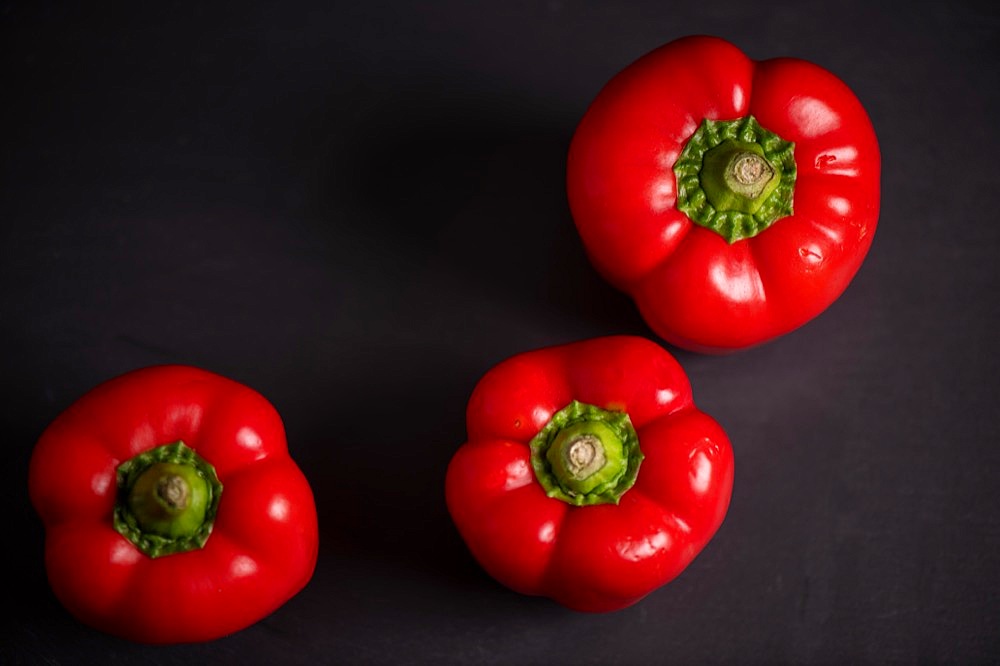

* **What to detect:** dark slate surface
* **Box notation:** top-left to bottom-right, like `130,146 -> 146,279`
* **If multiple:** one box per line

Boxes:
3,1 -> 998,663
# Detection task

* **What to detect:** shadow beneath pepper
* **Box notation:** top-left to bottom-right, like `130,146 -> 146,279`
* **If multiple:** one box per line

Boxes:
279,82 -> 649,594
291,81 -> 647,339
295,351 -> 483,590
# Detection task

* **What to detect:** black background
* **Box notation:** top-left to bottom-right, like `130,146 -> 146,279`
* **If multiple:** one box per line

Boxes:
3,1 -> 998,664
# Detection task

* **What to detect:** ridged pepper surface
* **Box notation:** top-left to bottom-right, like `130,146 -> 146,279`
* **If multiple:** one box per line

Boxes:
28,365 -> 319,644
446,336 -> 734,612
567,35 -> 881,352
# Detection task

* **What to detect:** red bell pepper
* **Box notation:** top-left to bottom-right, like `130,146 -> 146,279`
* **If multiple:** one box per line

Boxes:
567,35 -> 881,353
28,365 -> 319,644
445,336 -> 734,612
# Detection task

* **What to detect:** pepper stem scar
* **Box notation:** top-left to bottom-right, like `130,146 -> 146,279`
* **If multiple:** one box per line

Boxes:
565,436 -> 606,479
732,152 -> 772,191
156,474 -> 190,511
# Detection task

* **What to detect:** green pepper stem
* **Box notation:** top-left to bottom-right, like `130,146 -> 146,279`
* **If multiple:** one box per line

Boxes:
530,401 -> 642,506
114,441 -> 222,558
127,462 -> 209,540
700,141 -> 779,211
674,116 -> 796,243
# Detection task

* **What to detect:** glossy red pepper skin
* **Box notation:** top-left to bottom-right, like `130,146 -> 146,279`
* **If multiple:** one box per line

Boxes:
28,365 -> 319,644
445,336 -> 734,612
567,35 -> 880,353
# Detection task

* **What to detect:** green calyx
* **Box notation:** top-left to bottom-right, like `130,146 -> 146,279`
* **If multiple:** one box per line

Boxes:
114,441 -> 222,558
674,115 -> 796,243
530,401 -> 643,506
